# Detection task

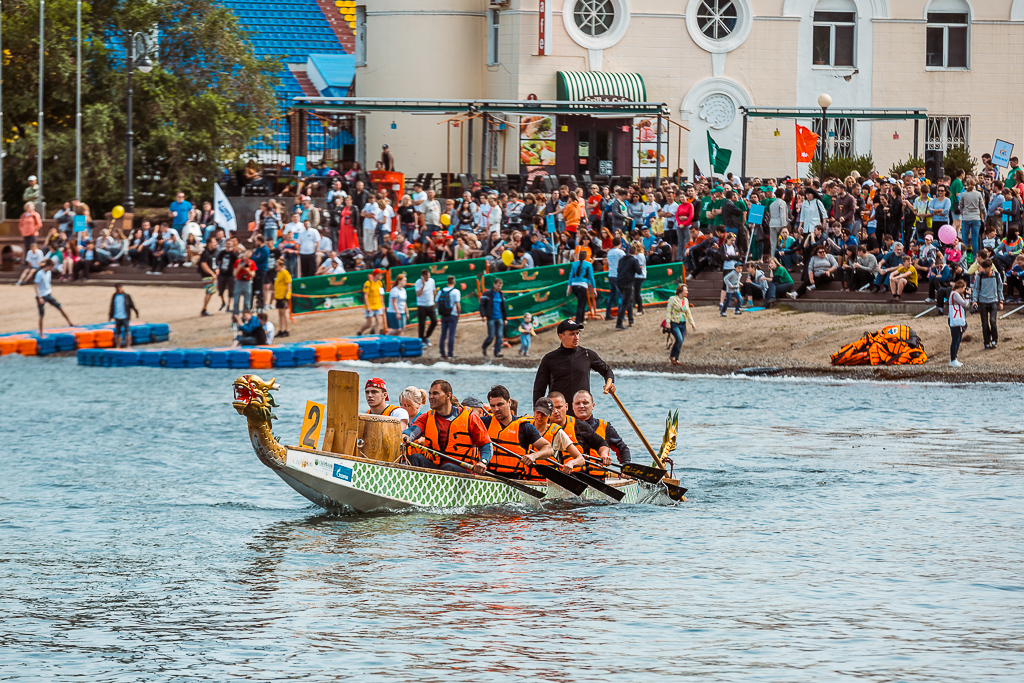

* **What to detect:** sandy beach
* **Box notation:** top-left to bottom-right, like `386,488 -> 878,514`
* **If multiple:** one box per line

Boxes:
3,283 -> 1023,381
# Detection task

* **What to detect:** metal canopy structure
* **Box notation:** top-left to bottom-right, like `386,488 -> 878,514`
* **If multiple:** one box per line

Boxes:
292,97 -> 670,116
291,97 -> 672,181
739,106 -> 928,177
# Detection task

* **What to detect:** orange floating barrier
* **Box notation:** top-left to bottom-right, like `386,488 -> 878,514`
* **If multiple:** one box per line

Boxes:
336,341 -> 359,361
312,343 -> 339,362
93,329 -> 115,348
73,330 -> 97,349
17,338 -> 38,355
0,337 -> 27,355
249,348 -> 274,370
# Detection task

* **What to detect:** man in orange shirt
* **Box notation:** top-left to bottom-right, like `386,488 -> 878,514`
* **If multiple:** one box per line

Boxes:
562,190 -> 584,235
19,201 -> 42,254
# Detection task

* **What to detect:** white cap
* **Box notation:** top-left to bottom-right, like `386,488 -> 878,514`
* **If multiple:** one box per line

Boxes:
28,175 -> 37,181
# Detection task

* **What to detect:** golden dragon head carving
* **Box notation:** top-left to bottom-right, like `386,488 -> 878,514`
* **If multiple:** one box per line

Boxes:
656,410 -> 679,462
232,375 -> 281,423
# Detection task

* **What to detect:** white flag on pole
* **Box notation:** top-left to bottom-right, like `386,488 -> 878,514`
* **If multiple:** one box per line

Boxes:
213,183 -> 237,234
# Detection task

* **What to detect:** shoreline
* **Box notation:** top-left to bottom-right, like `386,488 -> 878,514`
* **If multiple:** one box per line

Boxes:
3,284 -> 1023,384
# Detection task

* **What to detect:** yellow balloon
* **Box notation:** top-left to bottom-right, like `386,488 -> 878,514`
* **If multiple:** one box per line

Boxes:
501,249 -> 514,266
440,213 -> 451,226
111,205 -> 125,219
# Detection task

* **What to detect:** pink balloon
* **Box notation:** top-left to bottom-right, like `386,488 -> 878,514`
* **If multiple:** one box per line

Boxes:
938,225 -> 956,244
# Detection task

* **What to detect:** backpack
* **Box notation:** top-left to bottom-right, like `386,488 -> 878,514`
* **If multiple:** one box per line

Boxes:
437,287 -> 455,316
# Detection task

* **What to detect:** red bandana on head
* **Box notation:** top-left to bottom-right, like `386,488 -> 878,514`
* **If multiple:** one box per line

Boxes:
365,377 -> 388,401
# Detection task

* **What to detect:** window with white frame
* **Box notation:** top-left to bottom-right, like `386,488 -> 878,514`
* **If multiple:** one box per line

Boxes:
696,0 -> 738,40
926,116 -> 970,152
812,8 -> 856,67
487,9 -> 500,65
355,6 -> 366,66
573,0 -> 615,36
812,118 -> 855,158
926,9 -> 969,69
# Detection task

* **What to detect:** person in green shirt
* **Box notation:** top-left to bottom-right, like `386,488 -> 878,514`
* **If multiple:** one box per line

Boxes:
707,186 -> 725,229
1005,157 -> 1022,190
950,168 -> 965,229
697,189 -> 714,233
769,256 -> 794,299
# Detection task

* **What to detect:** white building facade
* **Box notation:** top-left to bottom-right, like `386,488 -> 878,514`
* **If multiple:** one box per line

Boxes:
351,0 -> 1024,179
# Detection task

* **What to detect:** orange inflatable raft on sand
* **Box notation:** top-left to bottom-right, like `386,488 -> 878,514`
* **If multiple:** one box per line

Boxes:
830,325 -> 928,366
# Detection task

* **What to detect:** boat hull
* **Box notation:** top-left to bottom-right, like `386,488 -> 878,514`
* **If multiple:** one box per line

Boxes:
276,448 -> 671,512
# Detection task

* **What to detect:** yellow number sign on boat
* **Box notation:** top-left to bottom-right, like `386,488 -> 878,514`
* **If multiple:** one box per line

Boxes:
300,401 -> 326,449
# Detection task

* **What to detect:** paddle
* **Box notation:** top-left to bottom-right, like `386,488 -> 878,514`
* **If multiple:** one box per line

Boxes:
608,391 -> 688,501
405,443 -> 545,500
489,443 -> 590,497
582,455 -> 687,501
581,455 -> 664,484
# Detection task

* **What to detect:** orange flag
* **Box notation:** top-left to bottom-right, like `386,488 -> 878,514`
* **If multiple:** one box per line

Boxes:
795,123 -> 819,165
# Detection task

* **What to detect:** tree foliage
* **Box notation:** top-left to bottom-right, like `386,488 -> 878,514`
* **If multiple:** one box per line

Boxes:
889,155 -> 925,177
943,145 -> 977,177
1,0 -> 279,213
809,153 -> 876,181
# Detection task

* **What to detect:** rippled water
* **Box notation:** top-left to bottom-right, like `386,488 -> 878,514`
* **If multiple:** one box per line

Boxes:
2,356 -> 1023,681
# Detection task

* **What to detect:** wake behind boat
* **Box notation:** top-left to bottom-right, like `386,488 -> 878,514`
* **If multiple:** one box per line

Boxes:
232,370 -> 683,513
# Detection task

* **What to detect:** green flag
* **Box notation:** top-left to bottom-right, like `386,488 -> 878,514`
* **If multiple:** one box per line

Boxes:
707,132 -> 732,175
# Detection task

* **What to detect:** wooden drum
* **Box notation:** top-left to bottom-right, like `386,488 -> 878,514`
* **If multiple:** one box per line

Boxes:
357,413 -> 403,462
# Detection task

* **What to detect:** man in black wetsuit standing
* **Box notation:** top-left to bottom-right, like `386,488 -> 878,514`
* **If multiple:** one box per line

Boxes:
533,319 -> 616,406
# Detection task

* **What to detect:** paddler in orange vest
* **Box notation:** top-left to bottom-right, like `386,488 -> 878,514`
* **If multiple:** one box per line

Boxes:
546,390 -> 608,473
526,397 -> 587,477
480,385 -> 555,479
401,379 -> 492,474
572,389 -> 631,477
364,377 -> 410,429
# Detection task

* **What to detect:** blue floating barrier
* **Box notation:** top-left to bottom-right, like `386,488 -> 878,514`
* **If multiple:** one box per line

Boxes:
291,346 -> 316,366
348,337 -> 380,359
227,350 -> 252,368
183,349 -> 208,368
130,324 -> 152,344
139,350 -> 164,367
149,323 -> 170,342
398,337 -> 423,357
271,347 -> 295,368
163,350 -> 185,368
53,333 -> 77,352
207,350 -> 230,368
114,350 -> 141,366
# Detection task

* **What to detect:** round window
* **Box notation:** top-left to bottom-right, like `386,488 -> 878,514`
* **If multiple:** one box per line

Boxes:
697,0 -> 738,40
573,0 -> 616,37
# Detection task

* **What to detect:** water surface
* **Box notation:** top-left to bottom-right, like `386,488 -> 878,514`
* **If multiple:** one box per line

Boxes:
1,357 -> 1022,681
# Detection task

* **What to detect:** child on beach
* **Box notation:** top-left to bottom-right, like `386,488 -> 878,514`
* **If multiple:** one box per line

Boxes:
34,259 -> 74,336
273,258 -> 292,338
720,261 -> 743,316
948,279 -> 968,368
518,312 -> 537,356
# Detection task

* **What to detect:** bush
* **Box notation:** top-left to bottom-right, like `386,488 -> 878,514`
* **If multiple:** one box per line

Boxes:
809,153 -> 876,181
943,145 -> 977,177
889,155 -> 925,177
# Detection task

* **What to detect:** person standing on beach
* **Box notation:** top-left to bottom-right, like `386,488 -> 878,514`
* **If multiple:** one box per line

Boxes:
358,269 -> 386,335
273,258 -> 292,338
108,284 -> 139,349
971,258 -> 1003,349
35,260 -> 74,336
436,275 -> 461,359
948,279 -> 968,368
415,270 -> 438,347
533,319 -> 615,405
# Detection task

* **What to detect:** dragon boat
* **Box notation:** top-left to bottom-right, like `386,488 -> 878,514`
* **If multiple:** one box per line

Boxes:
232,370 -> 682,513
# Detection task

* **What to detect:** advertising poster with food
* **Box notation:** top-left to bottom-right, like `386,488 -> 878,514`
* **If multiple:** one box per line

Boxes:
632,117 -> 668,178
521,115 -> 556,167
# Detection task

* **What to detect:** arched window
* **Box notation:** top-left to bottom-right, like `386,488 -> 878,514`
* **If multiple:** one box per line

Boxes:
926,0 -> 970,69
812,0 -> 857,67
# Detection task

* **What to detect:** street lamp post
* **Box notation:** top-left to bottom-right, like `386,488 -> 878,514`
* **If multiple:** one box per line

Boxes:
817,93 -> 832,178
124,31 -> 153,214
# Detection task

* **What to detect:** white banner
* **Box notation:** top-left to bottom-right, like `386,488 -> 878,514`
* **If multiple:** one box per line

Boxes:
213,183 -> 237,233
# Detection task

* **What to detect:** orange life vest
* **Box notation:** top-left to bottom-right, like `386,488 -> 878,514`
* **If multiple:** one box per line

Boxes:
582,417 -> 618,479
486,415 -> 532,477
418,407 -> 480,467
367,404 -> 400,417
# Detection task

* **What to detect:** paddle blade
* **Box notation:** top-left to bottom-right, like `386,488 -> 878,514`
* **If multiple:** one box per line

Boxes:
665,483 -> 688,502
573,471 -> 626,501
533,463 -> 589,496
621,462 -> 667,484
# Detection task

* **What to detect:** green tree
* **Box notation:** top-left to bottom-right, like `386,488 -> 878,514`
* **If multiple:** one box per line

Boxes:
889,155 -> 925,177
809,153 -> 876,181
1,0 -> 279,215
943,145 -> 977,177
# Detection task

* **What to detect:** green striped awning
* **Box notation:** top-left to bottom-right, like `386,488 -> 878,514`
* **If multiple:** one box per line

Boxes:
556,71 -> 647,103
